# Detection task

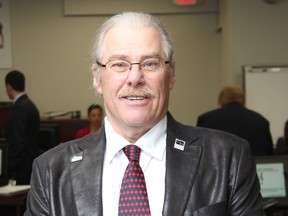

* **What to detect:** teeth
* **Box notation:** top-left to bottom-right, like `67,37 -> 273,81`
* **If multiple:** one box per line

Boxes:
126,97 -> 144,101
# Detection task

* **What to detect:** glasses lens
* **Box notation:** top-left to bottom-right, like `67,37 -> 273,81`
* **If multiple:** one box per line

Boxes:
141,58 -> 163,72
107,59 -> 130,73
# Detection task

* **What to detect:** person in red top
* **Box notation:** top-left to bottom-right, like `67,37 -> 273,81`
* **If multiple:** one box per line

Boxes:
75,104 -> 103,138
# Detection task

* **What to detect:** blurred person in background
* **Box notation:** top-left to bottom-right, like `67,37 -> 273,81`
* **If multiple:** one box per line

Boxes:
5,70 -> 40,185
75,104 -> 104,138
197,84 -> 274,156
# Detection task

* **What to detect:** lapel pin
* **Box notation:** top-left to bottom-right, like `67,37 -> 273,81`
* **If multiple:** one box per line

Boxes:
71,154 -> 83,162
174,138 -> 186,151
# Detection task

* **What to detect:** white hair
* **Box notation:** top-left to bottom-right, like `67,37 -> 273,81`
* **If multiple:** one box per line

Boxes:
91,12 -> 175,74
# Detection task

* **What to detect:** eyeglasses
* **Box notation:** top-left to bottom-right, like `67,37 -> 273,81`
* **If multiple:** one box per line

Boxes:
96,57 -> 169,78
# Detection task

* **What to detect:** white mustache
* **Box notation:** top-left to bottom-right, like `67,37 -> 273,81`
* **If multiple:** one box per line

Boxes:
118,87 -> 154,98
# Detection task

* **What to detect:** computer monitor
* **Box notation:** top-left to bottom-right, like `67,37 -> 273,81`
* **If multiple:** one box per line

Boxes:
39,124 -> 60,155
254,155 -> 288,207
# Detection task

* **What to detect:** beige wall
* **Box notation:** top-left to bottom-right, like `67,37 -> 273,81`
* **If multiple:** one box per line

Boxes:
1,0 -> 287,127
0,0 -> 221,126
220,0 -> 288,84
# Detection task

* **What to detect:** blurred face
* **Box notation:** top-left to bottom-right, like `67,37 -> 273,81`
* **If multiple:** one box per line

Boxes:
92,25 -> 175,140
88,108 -> 102,128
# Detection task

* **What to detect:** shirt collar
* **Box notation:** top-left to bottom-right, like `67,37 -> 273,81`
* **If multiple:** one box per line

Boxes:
104,115 -> 167,163
13,92 -> 26,103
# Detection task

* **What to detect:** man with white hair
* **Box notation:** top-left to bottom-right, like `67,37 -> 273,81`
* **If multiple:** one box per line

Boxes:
25,12 -> 265,216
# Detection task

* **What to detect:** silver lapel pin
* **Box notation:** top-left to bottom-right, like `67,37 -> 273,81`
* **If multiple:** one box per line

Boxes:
71,154 -> 83,162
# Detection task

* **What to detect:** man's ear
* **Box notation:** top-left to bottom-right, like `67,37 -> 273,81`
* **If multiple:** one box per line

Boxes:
216,101 -> 222,108
168,60 -> 176,90
169,75 -> 176,90
5,83 -> 13,92
92,64 -> 103,94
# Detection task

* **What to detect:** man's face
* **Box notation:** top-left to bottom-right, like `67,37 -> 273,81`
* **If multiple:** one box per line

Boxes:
92,25 -> 175,137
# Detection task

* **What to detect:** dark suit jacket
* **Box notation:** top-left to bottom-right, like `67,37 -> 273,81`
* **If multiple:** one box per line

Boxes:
5,94 -> 40,185
24,113 -> 264,216
197,102 -> 274,156
275,137 -> 288,155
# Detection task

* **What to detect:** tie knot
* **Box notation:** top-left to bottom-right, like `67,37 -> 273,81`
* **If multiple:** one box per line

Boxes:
123,145 -> 141,161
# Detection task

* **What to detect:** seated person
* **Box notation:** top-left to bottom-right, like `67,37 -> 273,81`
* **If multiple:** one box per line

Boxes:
197,84 -> 274,156
75,104 -> 103,138
275,119 -> 288,155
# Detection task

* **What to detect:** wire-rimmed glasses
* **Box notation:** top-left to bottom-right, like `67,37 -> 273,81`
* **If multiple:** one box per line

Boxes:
96,57 -> 169,78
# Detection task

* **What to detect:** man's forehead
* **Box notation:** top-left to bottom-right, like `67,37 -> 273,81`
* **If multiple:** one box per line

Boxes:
102,26 -> 164,59
104,25 -> 160,43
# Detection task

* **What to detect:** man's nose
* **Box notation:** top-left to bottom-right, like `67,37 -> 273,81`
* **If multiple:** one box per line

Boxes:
126,63 -> 145,86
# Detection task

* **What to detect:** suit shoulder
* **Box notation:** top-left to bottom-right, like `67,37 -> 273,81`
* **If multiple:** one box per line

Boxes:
193,126 -> 250,152
245,108 -> 270,122
36,140 -> 79,165
35,132 -> 103,167
169,118 -> 250,159
196,126 -> 243,141
168,114 -> 247,148
198,109 -> 221,119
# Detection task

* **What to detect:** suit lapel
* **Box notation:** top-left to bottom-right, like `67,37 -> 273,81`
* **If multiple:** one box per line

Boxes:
162,113 -> 202,216
70,129 -> 106,216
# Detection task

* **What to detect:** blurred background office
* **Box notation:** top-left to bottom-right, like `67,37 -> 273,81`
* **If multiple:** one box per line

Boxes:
0,0 -> 288,149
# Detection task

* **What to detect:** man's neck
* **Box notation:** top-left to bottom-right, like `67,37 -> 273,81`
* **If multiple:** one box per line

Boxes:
13,92 -> 25,103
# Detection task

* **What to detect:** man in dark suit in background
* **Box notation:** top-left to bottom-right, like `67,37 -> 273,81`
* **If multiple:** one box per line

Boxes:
25,12 -> 265,215
197,85 -> 274,156
5,70 -> 40,185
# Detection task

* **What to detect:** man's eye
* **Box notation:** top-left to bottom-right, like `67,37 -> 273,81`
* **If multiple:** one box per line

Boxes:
143,61 -> 159,68
112,62 -> 127,68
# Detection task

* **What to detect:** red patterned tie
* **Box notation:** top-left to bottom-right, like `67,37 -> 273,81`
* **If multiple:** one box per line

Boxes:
118,145 -> 151,216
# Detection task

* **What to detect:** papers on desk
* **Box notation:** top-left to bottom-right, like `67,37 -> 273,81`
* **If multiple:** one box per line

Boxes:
0,184 -> 30,196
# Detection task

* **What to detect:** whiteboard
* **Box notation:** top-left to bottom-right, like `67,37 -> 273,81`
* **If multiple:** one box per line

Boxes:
243,65 -> 288,145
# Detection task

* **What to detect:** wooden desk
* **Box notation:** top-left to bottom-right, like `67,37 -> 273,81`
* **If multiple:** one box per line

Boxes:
0,190 -> 29,216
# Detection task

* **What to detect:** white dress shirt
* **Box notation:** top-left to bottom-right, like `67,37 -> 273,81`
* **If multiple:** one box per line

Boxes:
102,116 -> 167,216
